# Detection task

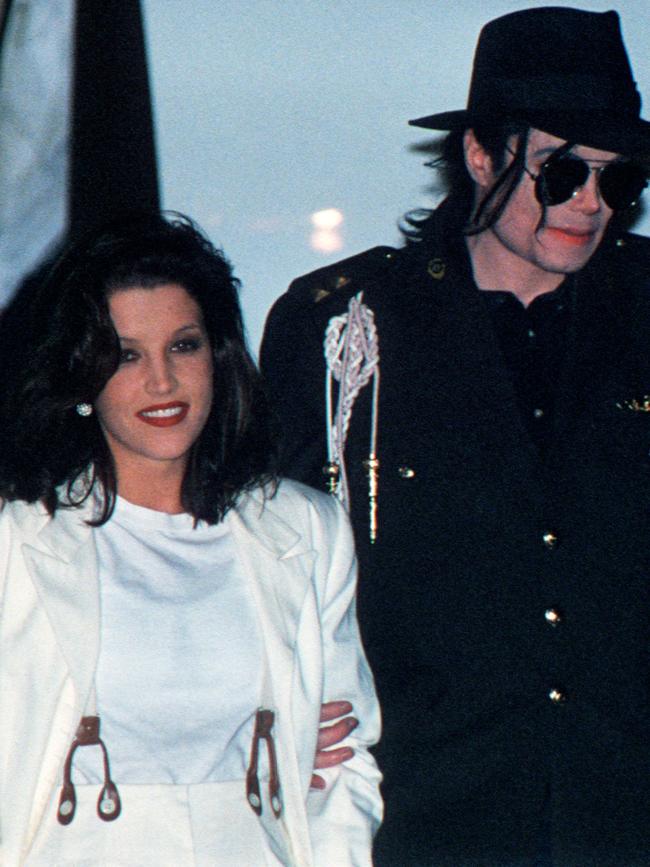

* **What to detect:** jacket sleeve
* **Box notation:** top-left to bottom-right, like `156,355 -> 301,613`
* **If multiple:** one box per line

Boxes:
302,489 -> 382,866
260,292 -> 330,491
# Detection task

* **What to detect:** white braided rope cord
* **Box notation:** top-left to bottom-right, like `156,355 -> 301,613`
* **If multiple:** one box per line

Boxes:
324,292 -> 379,510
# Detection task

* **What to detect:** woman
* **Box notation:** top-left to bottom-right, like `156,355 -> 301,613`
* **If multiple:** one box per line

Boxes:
0,214 -> 381,866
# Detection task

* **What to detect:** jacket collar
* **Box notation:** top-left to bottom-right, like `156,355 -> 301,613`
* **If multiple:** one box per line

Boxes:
233,483 -> 313,559
14,480 -> 310,558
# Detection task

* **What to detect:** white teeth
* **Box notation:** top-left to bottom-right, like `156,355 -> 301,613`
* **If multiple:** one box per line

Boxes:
141,406 -> 184,418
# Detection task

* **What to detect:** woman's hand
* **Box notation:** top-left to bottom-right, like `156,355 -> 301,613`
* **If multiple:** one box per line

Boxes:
310,700 -> 359,789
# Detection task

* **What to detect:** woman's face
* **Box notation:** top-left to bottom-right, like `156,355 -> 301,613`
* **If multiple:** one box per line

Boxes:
94,283 -> 214,485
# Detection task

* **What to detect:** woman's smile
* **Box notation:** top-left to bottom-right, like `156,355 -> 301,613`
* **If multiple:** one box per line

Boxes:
137,401 -> 190,427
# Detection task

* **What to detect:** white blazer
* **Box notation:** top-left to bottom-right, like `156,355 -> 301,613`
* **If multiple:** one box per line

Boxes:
0,479 -> 382,866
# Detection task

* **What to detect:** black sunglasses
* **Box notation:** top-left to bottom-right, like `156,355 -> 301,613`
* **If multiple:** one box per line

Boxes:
520,143 -> 648,211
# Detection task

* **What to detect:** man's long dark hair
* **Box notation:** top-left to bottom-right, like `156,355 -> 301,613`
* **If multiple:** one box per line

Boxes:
403,119 -> 646,244
0,212 -> 277,524
402,120 -> 530,242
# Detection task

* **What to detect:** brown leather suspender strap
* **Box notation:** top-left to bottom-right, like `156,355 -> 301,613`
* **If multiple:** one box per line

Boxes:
246,708 -> 282,818
57,716 -> 121,825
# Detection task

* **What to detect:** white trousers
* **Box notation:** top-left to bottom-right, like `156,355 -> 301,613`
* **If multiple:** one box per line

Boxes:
26,780 -> 286,866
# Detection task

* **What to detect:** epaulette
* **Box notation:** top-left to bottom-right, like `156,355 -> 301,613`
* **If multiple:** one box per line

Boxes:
287,246 -> 399,304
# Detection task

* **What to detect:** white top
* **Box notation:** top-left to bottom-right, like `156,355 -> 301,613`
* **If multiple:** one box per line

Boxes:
74,496 -> 262,785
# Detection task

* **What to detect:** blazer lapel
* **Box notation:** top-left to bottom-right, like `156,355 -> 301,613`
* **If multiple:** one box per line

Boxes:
20,499 -> 101,713
228,487 -> 316,865
0,499 -> 100,860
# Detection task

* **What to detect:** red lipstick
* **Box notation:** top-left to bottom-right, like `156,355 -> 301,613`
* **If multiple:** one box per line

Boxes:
545,227 -> 595,247
136,401 -> 189,427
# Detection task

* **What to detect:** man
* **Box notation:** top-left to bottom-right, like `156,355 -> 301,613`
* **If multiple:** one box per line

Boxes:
261,8 -> 650,866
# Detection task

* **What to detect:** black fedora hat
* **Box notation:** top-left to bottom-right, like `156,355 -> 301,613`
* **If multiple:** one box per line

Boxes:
409,7 -> 650,158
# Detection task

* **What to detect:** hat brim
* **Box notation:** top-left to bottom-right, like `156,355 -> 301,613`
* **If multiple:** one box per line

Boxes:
409,109 -> 650,160
409,110 -> 468,131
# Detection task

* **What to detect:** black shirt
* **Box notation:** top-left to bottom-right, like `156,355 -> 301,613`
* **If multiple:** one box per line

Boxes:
480,279 -> 573,455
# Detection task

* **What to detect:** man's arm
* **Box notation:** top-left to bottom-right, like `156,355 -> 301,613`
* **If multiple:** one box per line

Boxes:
260,290 -> 329,488
263,298 -> 361,782
261,247 -> 397,788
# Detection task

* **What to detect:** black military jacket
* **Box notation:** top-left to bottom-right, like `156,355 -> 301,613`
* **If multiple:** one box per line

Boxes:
261,200 -> 650,866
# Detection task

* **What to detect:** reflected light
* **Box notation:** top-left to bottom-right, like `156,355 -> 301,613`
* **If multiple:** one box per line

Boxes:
311,208 -> 344,229
310,208 -> 344,252
311,228 -> 343,252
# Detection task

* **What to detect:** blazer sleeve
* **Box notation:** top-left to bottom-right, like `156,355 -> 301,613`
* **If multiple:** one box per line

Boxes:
302,489 -> 383,866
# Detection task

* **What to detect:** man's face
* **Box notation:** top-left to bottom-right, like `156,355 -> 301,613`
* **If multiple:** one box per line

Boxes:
471,128 -> 619,292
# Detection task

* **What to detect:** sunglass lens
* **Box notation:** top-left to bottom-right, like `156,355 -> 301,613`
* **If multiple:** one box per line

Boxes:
599,162 -> 648,210
536,157 -> 588,206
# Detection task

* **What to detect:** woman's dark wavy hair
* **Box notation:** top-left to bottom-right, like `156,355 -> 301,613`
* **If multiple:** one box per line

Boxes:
0,212 -> 277,524
402,119 -> 530,242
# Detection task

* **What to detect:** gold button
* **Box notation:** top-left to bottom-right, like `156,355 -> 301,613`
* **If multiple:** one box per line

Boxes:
427,258 -> 446,280
542,531 -> 558,549
549,688 -> 567,704
545,608 -> 562,626
398,466 -> 416,479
